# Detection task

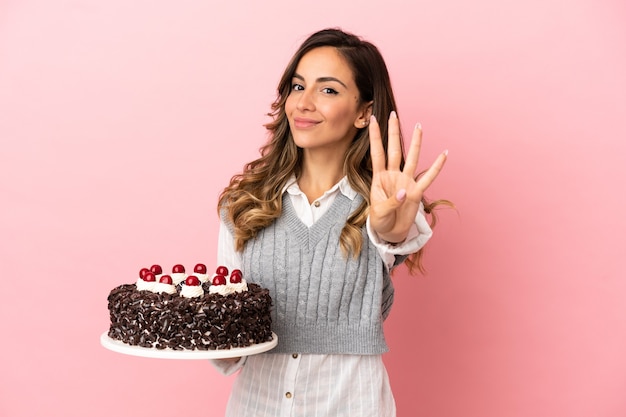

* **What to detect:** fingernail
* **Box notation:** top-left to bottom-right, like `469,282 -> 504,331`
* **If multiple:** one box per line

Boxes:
370,115 -> 377,122
443,149 -> 449,156
415,122 -> 422,130
390,111 -> 397,119
396,189 -> 407,201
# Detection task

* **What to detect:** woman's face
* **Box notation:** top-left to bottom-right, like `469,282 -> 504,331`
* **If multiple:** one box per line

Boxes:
285,46 -> 369,154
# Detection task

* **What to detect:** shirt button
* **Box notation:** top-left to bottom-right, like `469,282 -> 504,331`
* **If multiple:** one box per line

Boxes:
285,392 -> 292,399
292,353 -> 298,359
313,201 -> 320,207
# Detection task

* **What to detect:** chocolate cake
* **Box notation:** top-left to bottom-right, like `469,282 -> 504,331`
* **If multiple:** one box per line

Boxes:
106,264 -> 273,351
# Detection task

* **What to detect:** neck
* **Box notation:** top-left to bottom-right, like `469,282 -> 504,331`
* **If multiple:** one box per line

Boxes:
298,150 -> 345,203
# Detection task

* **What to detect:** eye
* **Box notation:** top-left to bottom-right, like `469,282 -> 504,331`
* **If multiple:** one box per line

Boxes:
291,83 -> 304,91
321,87 -> 339,95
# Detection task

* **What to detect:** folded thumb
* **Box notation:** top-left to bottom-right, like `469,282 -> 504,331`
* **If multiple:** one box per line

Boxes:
396,189 -> 407,203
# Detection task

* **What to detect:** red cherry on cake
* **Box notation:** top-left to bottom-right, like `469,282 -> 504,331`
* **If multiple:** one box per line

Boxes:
150,264 -> 163,275
172,264 -> 185,274
139,268 -> 150,279
231,269 -> 242,279
229,273 -> 242,284
159,275 -> 173,285
194,263 -> 207,274
185,275 -> 201,286
143,272 -> 156,282
215,265 -> 229,276
212,275 -> 227,286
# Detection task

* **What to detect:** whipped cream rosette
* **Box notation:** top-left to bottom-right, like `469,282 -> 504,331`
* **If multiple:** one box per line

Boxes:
227,268 -> 248,293
136,278 -> 156,292
169,264 -> 187,285
228,280 -> 248,293
208,267 -> 248,295
208,273 -> 230,295
192,263 -> 210,284
153,282 -> 177,295
180,275 -> 204,298
152,274 -> 177,295
136,270 -> 157,292
149,264 -> 164,281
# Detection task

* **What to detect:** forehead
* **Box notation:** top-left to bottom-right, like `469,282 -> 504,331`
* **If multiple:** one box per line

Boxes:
295,46 -> 355,83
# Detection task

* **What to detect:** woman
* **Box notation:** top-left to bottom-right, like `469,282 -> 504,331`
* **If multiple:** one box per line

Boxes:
214,28 -> 448,417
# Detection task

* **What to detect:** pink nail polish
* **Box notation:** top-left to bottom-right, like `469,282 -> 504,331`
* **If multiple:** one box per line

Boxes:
396,189 -> 407,201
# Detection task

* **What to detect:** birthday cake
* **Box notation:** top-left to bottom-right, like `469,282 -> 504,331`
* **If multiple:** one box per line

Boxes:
106,264 -> 273,350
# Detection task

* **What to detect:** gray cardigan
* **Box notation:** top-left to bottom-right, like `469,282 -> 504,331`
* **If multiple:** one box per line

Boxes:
224,192 -> 397,354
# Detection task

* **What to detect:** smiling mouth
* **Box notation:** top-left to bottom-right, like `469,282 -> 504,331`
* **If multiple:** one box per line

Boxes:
293,117 -> 320,129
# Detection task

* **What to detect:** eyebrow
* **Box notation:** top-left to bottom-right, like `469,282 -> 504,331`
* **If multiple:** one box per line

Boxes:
293,73 -> 348,89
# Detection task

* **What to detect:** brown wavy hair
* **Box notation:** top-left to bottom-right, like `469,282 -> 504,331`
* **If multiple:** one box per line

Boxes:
218,28 -> 450,273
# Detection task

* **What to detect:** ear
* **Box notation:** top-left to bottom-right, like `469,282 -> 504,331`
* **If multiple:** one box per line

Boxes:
353,100 -> 374,129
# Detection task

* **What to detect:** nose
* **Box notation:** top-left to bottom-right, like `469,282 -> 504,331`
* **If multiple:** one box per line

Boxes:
295,88 -> 315,112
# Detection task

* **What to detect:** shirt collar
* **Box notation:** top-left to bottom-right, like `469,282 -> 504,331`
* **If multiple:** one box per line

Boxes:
283,174 -> 358,200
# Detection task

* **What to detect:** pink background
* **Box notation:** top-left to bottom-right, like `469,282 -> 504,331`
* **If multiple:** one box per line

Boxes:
1,0 -> 625,416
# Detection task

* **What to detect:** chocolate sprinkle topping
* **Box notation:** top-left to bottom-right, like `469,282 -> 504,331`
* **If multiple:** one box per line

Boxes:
107,283 -> 273,351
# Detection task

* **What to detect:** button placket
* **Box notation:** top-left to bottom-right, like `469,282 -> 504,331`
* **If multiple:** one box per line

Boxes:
280,352 -> 301,415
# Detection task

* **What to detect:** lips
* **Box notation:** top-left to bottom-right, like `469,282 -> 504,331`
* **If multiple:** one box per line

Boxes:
293,117 -> 320,129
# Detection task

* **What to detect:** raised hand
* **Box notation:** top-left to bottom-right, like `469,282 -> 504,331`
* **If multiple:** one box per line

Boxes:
368,111 -> 447,244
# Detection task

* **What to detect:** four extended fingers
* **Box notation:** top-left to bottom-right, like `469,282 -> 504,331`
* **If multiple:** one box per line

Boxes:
369,112 -> 447,189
